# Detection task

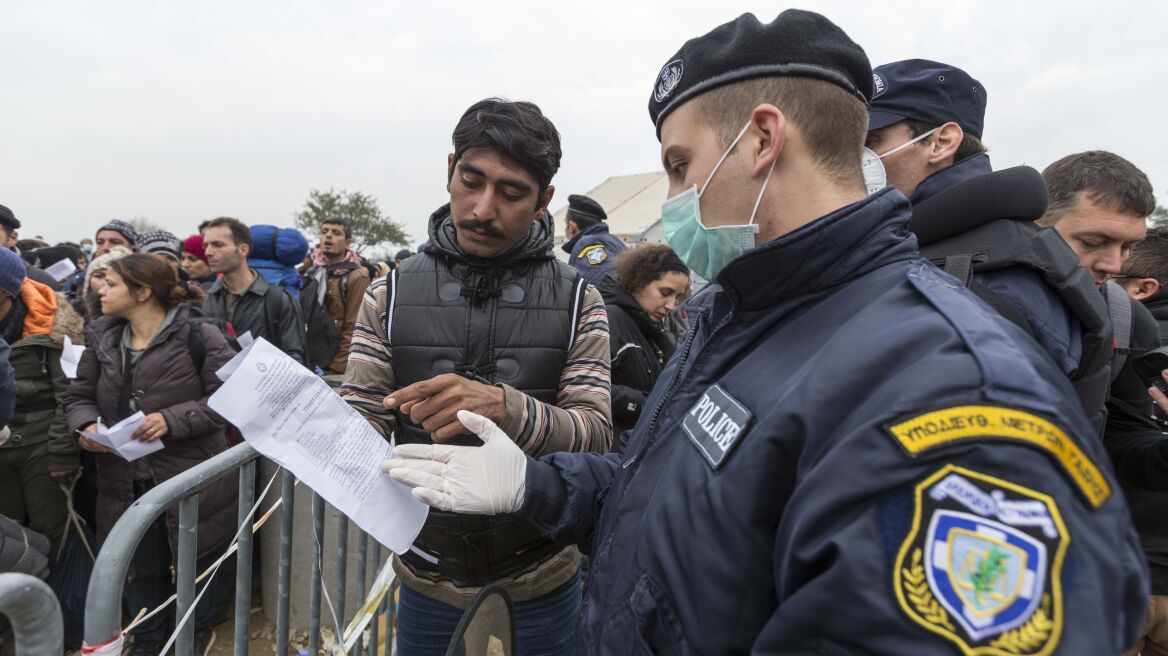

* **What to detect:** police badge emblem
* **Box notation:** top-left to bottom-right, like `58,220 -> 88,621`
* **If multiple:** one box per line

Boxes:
894,465 -> 1066,656
654,59 -> 684,103
578,244 -> 607,265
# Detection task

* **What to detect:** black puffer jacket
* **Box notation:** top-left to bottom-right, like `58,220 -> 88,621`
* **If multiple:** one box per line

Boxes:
596,277 -> 674,442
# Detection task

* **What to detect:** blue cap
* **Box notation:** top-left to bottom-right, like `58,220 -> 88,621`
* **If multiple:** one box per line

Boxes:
0,247 -> 27,298
868,59 -> 987,139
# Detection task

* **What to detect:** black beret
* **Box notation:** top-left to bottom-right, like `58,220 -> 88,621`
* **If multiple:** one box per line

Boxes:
567,194 -> 607,221
0,204 -> 20,231
648,10 -> 872,137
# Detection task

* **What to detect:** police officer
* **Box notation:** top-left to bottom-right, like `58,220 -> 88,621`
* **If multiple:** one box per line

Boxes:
561,193 -> 625,284
386,10 -> 1148,654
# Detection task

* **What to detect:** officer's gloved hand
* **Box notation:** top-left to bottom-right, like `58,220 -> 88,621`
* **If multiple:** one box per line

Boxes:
383,410 -> 526,514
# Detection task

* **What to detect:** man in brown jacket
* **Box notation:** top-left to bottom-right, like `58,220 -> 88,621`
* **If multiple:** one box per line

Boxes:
304,218 -> 370,375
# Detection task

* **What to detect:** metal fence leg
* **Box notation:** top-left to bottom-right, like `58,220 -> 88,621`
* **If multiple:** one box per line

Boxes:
336,515 -> 348,643
176,495 -> 199,656
235,459 -> 256,656
354,531 -> 368,654
309,493 -> 325,655
276,469 -> 295,656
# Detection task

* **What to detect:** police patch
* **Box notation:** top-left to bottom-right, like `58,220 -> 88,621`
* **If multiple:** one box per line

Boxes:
654,59 -> 684,103
886,405 -> 1110,508
682,384 -> 752,469
578,244 -> 607,265
894,465 -> 1066,656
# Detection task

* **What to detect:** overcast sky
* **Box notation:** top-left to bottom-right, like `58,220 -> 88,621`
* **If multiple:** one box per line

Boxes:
4,0 -> 1166,248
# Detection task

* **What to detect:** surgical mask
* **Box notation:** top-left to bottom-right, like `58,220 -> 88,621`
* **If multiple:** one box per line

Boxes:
860,127 -> 939,196
661,123 -> 777,281
80,243 -> 94,256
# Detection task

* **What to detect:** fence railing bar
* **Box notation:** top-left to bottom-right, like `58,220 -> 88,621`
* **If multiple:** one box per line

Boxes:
354,529 -> 368,654
309,492 -> 325,655
336,516 -> 349,641
234,458 -> 256,656
0,573 -> 64,656
175,494 -> 199,656
275,468 -> 295,656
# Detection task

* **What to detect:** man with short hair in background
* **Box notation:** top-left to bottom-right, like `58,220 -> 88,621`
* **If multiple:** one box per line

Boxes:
1117,226 -> 1168,343
305,217 -> 370,375
1036,150 -> 1168,656
93,220 -> 138,258
201,217 -> 305,363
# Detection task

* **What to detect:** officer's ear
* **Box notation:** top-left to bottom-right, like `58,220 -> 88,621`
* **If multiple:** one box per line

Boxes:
747,104 -> 786,177
927,122 -> 964,166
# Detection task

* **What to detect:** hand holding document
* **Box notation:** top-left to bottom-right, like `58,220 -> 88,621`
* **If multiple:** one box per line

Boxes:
44,258 -> 77,282
61,335 -> 85,379
236,331 -> 254,349
89,412 -> 165,461
208,338 -> 427,554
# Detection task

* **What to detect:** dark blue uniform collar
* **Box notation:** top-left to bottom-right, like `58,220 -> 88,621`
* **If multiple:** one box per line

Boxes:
561,221 -> 611,253
716,187 -> 918,311
910,153 -> 992,205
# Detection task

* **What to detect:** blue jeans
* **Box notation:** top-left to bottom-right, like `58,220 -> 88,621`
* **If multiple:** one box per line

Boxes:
396,572 -> 580,656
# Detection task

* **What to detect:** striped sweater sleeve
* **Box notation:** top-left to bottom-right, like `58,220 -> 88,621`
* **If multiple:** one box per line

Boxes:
498,284 -> 613,456
339,278 -> 396,438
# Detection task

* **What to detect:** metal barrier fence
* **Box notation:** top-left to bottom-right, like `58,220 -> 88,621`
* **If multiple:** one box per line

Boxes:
82,442 -> 406,656
0,573 -> 64,656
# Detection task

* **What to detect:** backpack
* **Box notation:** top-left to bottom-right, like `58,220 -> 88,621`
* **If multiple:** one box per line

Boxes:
912,167 -> 1115,432
299,261 -> 359,370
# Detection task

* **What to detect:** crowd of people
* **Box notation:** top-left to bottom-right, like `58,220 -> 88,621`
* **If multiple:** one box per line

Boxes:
3,6 -> 1168,656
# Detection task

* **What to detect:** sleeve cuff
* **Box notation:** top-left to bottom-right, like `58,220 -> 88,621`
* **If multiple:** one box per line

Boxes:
519,458 -> 569,529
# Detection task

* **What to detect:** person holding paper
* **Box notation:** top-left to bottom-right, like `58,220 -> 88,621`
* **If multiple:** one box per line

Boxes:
341,98 -> 613,654
63,253 -> 237,655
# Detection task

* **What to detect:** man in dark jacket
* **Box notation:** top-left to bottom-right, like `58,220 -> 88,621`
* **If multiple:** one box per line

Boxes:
341,98 -> 612,653
385,10 -> 1148,654
201,216 -> 306,363
561,194 -> 625,285
304,217 -> 370,375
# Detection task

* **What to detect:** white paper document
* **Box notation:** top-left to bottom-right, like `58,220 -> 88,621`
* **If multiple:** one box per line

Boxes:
236,331 -> 254,349
60,335 -> 85,379
44,258 -> 77,282
91,411 -> 165,461
208,338 -> 427,554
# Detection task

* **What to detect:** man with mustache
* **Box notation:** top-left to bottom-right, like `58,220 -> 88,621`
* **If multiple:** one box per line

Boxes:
340,98 -> 612,654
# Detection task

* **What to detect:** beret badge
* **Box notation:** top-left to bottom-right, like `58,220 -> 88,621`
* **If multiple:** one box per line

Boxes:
654,59 -> 685,103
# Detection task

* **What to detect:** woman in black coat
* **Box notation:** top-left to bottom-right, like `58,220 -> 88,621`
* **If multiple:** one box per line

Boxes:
596,245 -> 690,444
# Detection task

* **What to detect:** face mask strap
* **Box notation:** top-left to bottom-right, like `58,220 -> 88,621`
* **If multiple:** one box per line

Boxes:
877,127 -> 939,160
700,122 -> 751,196
747,158 -> 778,228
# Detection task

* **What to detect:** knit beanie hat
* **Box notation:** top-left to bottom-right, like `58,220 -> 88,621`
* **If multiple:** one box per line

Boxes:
0,247 -> 28,297
83,246 -> 132,296
97,219 -> 140,245
182,234 -> 207,263
135,230 -> 183,263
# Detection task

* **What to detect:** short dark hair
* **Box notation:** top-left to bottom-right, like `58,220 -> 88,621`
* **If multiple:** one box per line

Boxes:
615,245 -> 691,296
1040,151 -> 1156,225
690,76 -> 869,189
566,210 -> 602,231
903,119 -> 987,163
449,98 -> 563,198
1122,226 -> 1168,283
321,217 -> 352,240
15,239 -> 48,252
204,217 -> 252,248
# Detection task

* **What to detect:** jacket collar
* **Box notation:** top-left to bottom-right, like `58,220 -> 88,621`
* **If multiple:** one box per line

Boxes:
422,204 -> 555,268
562,222 -> 611,253
910,153 -> 992,205
209,268 -> 269,297
716,188 -> 918,312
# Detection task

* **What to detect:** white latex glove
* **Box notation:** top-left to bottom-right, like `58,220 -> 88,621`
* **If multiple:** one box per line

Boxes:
383,410 -> 526,514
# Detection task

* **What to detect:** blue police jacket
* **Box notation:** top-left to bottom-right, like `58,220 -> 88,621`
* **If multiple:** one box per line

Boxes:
522,189 -> 1147,654
915,154 -> 1083,378
561,222 -> 626,286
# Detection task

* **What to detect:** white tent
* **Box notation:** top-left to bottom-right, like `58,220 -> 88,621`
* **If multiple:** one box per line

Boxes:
552,171 -> 668,246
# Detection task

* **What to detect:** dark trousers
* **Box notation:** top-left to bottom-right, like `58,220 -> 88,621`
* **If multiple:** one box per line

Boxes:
124,486 -> 233,644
